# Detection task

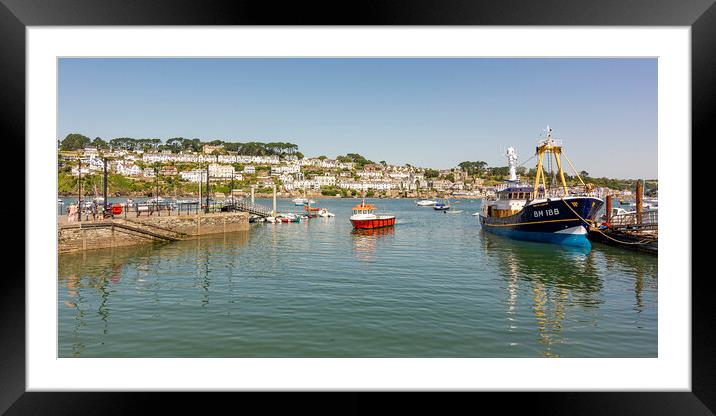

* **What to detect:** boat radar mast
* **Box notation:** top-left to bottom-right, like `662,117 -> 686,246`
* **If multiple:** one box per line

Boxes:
533,126 -> 569,197
506,146 -> 518,182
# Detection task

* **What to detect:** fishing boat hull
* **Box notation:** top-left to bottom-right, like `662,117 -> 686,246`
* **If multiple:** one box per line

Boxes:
479,197 -> 603,247
350,216 -> 395,229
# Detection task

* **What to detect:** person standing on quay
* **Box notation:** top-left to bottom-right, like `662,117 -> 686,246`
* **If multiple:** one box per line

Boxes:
67,204 -> 77,223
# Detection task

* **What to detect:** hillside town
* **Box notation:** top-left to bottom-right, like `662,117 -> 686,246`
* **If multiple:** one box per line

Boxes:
57,136 -> 655,200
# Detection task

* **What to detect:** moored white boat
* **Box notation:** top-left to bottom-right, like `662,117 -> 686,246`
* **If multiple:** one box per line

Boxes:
293,198 -> 316,206
318,208 -> 335,217
433,198 -> 451,210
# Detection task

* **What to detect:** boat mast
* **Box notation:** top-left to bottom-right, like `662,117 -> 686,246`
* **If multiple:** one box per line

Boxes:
533,126 -> 568,197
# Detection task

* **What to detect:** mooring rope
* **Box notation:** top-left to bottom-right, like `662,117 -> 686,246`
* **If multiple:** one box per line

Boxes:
560,198 -> 654,245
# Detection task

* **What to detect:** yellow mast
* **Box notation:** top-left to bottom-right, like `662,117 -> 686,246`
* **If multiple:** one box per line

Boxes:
533,152 -> 544,196
532,127 -> 569,197
553,150 -> 569,195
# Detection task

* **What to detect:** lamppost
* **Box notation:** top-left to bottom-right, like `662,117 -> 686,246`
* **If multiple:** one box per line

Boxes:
77,156 -> 82,222
230,170 -> 235,209
205,164 -> 210,213
103,157 -> 108,214
154,165 -> 160,216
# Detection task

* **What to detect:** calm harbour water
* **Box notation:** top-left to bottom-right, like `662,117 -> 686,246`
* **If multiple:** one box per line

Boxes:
58,198 -> 657,357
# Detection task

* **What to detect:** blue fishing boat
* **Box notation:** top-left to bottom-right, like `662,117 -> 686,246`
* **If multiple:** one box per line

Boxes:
478,127 -> 603,247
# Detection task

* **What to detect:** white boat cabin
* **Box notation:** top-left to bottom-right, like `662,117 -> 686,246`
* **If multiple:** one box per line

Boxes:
482,186 -> 546,218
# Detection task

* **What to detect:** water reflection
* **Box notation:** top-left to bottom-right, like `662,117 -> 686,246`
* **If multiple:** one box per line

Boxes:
480,230 -> 657,357
600,245 -> 657,314
482,231 -> 602,295
57,199 -> 656,357
481,232 -> 602,357
351,227 -> 395,261
58,231 -> 250,355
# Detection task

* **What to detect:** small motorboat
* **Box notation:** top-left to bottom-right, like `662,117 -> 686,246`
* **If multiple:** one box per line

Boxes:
444,210 -> 463,214
318,209 -> 335,218
433,198 -> 451,211
276,213 -> 300,223
293,198 -> 316,206
350,200 -> 395,229
303,204 -> 321,218
416,199 -> 437,206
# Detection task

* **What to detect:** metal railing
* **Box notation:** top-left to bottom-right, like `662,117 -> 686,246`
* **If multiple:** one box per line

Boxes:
609,210 -> 658,230
59,198 -> 274,220
221,200 -> 273,217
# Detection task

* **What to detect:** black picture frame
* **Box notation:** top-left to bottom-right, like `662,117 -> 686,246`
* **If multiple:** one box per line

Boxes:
1,0 -> 708,413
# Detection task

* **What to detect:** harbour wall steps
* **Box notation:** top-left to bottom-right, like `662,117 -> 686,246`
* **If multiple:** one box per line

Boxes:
58,212 -> 249,253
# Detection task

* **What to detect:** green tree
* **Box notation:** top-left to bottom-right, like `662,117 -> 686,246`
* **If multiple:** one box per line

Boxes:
490,166 -> 510,177
337,153 -> 373,168
424,169 -> 439,178
91,137 -> 110,150
110,137 -> 139,151
60,133 -> 91,151
458,161 -> 487,176
167,137 -> 184,150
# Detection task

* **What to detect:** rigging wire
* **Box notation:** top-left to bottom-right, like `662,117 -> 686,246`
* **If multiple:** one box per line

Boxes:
561,151 -> 586,186
517,154 -> 536,168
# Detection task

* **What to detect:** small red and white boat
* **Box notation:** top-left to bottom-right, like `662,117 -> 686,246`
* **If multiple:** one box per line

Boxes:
349,200 -> 395,229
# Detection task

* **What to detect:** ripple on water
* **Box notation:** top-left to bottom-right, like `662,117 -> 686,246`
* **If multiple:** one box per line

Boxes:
58,198 -> 657,357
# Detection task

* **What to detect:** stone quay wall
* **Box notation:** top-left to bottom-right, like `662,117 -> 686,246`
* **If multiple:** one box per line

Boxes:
125,212 -> 249,236
58,212 -> 249,253
58,223 -> 166,253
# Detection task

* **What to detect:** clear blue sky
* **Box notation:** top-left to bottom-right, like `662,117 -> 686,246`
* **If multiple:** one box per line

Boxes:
58,58 -> 657,179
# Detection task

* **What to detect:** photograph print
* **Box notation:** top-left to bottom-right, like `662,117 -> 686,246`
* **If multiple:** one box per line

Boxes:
57,57 -> 657,358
